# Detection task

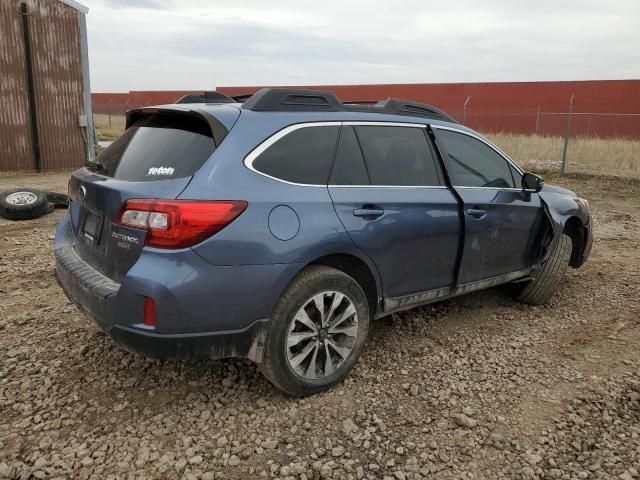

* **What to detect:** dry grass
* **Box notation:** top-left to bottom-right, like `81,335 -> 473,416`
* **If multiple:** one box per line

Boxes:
91,115 -> 640,176
93,114 -> 125,141
486,132 -> 640,176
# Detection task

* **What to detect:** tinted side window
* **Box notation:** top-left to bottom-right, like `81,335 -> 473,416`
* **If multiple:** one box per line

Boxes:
252,126 -> 339,184
509,164 -> 523,189
434,129 -> 515,188
355,126 -> 441,186
329,126 -> 370,185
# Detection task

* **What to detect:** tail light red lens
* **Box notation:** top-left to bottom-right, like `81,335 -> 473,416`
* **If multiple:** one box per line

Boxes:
116,200 -> 247,249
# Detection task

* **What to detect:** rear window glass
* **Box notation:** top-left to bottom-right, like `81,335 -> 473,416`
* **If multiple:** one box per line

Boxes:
94,114 -> 215,181
251,126 -> 339,185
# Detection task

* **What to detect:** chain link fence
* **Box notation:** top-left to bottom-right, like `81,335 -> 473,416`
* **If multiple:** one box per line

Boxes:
93,101 -> 640,178
457,108 -> 640,177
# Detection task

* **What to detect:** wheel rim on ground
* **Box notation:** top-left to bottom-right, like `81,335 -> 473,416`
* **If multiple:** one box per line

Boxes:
285,290 -> 359,380
6,191 -> 38,205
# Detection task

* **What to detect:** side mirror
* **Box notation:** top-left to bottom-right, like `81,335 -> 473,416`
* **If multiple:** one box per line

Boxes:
522,172 -> 544,193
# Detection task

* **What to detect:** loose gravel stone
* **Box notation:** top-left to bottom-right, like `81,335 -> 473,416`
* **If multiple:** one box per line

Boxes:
1,173 -> 639,479
453,413 -> 478,428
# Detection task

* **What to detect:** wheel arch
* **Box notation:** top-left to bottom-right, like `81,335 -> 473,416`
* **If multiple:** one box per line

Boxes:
563,216 -> 586,268
307,253 -> 381,317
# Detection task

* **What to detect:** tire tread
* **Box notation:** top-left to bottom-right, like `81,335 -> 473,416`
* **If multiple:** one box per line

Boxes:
0,189 -> 50,221
516,233 -> 572,306
261,265 -> 369,396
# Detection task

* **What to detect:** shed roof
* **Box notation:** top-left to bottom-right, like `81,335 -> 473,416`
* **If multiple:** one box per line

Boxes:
58,0 -> 89,14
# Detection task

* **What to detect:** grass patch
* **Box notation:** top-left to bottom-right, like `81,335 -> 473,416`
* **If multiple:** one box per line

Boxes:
91,115 -> 640,177
94,114 -> 125,141
485,132 -> 640,176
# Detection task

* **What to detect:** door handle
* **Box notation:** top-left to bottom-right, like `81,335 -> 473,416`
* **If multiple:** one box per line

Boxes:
353,208 -> 384,218
465,208 -> 487,219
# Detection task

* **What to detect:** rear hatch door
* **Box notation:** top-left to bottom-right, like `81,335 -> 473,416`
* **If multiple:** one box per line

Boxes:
68,108 -> 223,282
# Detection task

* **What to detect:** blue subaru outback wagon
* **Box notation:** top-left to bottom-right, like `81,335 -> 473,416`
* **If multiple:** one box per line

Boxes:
56,89 -> 592,396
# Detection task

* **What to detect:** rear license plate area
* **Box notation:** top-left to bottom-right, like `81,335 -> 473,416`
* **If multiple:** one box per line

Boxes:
82,211 -> 103,243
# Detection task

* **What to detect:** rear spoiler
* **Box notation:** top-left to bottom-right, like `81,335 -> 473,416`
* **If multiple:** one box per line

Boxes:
176,91 -> 234,104
125,106 -> 229,147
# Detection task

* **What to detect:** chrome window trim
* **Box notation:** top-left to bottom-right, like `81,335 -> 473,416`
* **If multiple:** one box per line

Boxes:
430,124 -> 525,177
455,186 -> 525,192
343,121 -> 427,128
243,121 -> 431,187
329,185 -> 448,189
243,122 -> 341,188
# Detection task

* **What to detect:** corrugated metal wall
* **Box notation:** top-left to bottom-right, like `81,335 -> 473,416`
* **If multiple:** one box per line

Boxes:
0,0 -> 34,171
217,80 -> 640,115
0,0 -> 87,172
91,80 -> 640,138
219,81 -> 640,138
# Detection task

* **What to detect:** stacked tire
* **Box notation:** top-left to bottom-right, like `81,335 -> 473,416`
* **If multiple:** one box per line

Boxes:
0,189 -> 67,221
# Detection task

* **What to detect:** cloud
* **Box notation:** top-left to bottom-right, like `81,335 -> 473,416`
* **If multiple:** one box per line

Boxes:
82,0 -> 640,91
98,0 -> 171,10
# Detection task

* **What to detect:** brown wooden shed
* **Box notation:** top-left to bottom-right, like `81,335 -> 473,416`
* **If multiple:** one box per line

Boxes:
0,0 -> 94,172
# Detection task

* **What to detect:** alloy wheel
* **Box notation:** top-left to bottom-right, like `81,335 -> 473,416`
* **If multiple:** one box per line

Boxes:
285,290 -> 359,379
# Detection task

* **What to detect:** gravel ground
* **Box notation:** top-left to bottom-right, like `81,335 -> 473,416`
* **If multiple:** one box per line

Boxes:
0,172 -> 639,480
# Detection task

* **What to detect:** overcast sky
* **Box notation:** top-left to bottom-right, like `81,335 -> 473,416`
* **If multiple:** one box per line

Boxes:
82,0 -> 640,92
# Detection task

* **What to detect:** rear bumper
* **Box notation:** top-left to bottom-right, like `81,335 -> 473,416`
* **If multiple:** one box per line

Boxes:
108,322 -> 265,360
54,213 -> 303,360
54,246 -> 268,360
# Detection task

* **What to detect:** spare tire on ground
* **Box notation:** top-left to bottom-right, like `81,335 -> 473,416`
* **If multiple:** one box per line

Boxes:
0,188 -> 54,220
46,191 -> 69,208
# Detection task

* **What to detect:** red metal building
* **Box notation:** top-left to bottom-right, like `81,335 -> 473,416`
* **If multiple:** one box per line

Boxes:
92,80 -> 640,138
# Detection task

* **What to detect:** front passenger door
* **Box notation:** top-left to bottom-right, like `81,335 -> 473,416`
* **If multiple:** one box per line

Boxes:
432,127 -> 545,285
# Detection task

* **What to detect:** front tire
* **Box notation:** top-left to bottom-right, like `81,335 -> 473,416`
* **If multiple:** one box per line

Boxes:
515,233 -> 572,306
261,265 -> 370,396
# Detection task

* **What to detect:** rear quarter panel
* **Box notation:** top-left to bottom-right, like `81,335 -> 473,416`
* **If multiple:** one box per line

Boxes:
184,111 -> 382,290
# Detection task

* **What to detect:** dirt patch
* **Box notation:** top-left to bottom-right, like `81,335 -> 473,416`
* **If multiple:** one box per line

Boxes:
1,172 -> 639,479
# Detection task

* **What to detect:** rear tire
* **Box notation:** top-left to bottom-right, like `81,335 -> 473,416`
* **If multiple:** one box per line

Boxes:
515,233 -> 572,306
260,265 -> 370,396
0,188 -> 51,220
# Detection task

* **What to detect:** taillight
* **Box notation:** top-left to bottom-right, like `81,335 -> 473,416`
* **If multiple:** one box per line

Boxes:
116,200 -> 247,249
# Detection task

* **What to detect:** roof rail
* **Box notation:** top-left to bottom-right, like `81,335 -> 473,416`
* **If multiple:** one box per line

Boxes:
241,88 -> 458,123
176,91 -> 234,104
242,88 -> 343,111
343,99 -> 378,105
230,93 -> 254,103
374,98 -> 458,123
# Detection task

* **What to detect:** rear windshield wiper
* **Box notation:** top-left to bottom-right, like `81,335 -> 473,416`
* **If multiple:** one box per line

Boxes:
84,161 -> 105,172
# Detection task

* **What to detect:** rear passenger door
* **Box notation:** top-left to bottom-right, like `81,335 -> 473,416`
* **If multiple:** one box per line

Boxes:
431,126 -> 545,284
329,124 -> 460,299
